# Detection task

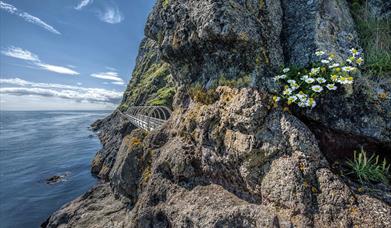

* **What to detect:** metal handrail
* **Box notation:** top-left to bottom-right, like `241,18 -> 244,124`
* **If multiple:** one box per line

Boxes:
120,106 -> 172,131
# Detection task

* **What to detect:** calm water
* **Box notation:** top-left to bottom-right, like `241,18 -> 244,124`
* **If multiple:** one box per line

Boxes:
0,111 -> 110,228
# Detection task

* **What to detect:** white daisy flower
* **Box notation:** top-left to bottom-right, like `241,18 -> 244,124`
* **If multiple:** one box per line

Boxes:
356,57 -> 364,65
337,77 -> 347,84
342,66 -> 356,72
350,48 -> 359,56
301,75 -> 309,80
287,79 -> 296,84
315,50 -> 325,56
298,101 -> 307,107
310,67 -> 320,75
290,84 -> 299,91
331,74 -> 338,81
321,59 -> 330,64
283,68 -> 290,73
305,78 -> 315,84
306,98 -> 317,108
316,77 -> 326,83
311,85 -> 323,93
337,76 -> 354,85
279,74 -> 287,79
326,84 -> 337,90
296,93 -> 308,101
283,88 -> 293,95
288,95 -> 297,103
329,63 -> 340,68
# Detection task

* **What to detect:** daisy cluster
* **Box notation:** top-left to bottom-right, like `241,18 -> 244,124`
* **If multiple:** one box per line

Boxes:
273,48 -> 364,108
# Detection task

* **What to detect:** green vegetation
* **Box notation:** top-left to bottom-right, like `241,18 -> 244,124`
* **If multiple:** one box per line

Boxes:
119,103 -> 129,112
274,49 -> 363,108
350,0 -> 391,76
346,147 -> 390,185
162,0 -> 169,9
121,62 -> 175,109
189,84 -> 219,105
146,87 -> 176,107
215,74 -> 252,89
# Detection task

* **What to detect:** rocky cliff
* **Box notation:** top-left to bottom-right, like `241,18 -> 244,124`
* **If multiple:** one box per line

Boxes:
44,0 -> 390,227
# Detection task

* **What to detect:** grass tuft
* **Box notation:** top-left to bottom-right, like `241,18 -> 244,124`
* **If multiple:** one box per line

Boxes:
350,0 -> 391,77
346,147 -> 390,185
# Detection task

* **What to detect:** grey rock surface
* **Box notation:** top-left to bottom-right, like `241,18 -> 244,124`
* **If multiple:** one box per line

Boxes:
368,0 -> 391,19
45,184 -> 130,228
47,87 -> 391,227
45,0 -> 391,227
91,111 -> 133,180
146,0 -> 283,86
281,0 -> 359,66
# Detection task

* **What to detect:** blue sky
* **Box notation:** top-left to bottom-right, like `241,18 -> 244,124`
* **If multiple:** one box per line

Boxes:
0,0 -> 156,110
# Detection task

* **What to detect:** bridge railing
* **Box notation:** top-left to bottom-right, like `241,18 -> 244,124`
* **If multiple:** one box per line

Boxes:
121,106 -> 172,131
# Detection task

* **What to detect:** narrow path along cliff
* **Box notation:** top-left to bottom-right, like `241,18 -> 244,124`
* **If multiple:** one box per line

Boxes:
44,0 -> 391,227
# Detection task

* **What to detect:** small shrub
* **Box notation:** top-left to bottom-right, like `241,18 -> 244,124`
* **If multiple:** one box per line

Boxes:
273,48 -> 364,108
118,103 -> 129,112
189,84 -> 219,105
162,0 -> 169,9
147,87 -> 176,107
346,147 -> 390,185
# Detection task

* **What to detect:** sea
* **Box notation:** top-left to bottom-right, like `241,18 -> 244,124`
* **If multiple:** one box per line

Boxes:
0,110 -> 111,228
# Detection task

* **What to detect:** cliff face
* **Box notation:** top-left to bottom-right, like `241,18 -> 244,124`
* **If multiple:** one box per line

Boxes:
45,0 -> 390,227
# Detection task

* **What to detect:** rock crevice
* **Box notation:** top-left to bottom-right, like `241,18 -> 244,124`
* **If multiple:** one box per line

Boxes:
45,0 -> 391,227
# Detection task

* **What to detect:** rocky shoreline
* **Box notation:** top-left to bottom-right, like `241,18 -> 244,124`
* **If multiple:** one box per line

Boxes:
44,0 -> 390,227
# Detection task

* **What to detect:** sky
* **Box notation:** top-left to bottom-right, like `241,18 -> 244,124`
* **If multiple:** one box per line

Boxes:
0,0 -> 156,110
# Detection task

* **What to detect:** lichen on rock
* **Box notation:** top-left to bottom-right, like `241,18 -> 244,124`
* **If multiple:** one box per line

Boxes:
44,0 -> 391,227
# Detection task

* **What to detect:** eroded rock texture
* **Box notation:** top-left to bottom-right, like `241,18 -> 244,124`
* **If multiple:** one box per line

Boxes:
45,0 -> 391,227
46,87 -> 390,227
90,111 -> 133,180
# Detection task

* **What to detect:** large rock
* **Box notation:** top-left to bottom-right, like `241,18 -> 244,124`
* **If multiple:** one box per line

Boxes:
298,75 -> 391,161
44,184 -> 130,228
281,0 -> 358,66
91,111 -> 133,180
121,38 -> 175,109
45,0 -> 391,227
146,0 -> 283,86
47,87 -> 391,227
367,0 -> 391,19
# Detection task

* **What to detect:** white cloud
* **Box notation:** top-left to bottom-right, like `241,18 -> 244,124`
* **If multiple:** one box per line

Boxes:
1,46 -> 40,61
0,94 -> 116,110
75,0 -> 93,10
0,1 -> 61,35
91,71 -> 125,85
0,78 -> 123,104
1,46 -> 79,75
99,6 -> 123,24
36,63 -> 79,75
105,66 -> 117,71
111,81 -> 125,85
